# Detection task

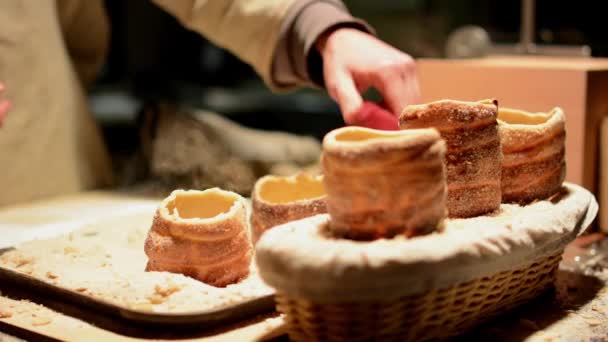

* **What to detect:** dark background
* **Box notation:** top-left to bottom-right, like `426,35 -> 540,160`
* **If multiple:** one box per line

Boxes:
93,0 -> 606,154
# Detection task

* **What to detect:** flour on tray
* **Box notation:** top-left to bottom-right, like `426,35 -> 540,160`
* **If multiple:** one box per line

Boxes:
0,211 -> 272,314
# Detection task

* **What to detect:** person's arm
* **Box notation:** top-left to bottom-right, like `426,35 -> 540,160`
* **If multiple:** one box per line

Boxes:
152,1 -> 370,88
271,0 -> 373,89
152,0 -> 296,89
153,0 -> 419,128
0,82 -> 11,128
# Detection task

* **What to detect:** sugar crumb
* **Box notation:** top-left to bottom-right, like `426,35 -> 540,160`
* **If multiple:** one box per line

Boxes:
31,317 -> 52,326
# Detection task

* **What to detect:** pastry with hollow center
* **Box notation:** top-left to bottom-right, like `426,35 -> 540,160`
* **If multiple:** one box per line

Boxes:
400,99 -> 502,218
322,126 -> 447,240
498,107 -> 566,203
250,173 -> 326,244
254,183 -> 596,341
144,188 -> 252,287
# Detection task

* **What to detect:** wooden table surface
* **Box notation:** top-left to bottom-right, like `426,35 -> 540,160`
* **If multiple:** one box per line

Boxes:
0,191 -> 606,341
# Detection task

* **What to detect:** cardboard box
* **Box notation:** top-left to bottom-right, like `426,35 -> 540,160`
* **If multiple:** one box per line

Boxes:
418,56 -> 608,231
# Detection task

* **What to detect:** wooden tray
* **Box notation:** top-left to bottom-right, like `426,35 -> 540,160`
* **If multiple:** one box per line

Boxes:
0,263 -> 274,328
0,204 -> 275,329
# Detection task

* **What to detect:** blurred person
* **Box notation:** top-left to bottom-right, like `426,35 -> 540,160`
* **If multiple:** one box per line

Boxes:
0,83 -> 8,128
0,0 -> 419,205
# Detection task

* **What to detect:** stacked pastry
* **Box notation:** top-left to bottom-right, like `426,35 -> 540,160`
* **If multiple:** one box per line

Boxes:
144,188 -> 252,287
254,99 -> 575,342
498,107 -> 566,203
250,173 -> 327,243
322,126 -> 447,239
256,126 -> 447,341
400,100 -> 502,218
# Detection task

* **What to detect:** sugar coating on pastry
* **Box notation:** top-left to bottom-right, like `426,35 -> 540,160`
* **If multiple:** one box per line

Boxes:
498,107 -> 566,203
322,126 -> 447,240
400,99 -> 502,218
144,188 -> 252,287
250,173 -> 326,243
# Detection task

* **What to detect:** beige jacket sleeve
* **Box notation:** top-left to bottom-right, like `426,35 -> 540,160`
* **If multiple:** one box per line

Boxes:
152,0 -> 296,90
152,0 -> 372,91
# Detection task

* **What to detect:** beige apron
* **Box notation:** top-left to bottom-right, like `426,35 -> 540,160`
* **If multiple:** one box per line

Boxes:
0,0 -> 112,206
0,0 -> 358,206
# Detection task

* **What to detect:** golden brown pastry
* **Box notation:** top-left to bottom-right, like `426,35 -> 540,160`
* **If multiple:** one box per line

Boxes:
498,107 -> 566,203
144,188 -> 252,287
322,126 -> 447,240
250,173 -> 327,243
400,99 -> 502,218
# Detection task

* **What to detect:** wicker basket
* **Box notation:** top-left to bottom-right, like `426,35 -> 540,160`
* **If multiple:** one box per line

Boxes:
256,183 -> 598,341
276,252 -> 561,342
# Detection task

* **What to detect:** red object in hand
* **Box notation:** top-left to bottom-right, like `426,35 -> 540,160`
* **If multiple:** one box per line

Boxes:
350,101 -> 399,130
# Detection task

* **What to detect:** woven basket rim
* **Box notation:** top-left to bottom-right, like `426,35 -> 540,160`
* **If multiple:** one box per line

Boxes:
255,182 -> 597,302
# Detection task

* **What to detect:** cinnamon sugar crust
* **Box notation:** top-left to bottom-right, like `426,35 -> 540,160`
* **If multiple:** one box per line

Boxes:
250,173 -> 327,243
400,99 -> 502,218
322,126 -> 447,239
498,107 -> 566,203
144,188 -> 252,287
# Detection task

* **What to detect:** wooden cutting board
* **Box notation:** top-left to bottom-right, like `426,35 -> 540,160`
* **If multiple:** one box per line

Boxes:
0,191 -> 286,341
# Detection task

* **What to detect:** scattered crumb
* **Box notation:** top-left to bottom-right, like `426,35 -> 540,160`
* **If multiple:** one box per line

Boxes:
146,294 -> 165,305
46,271 -> 59,279
591,305 -> 602,312
580,313 -> 595,319
129,302 -> 154,311
154,283 -> 182,297
31,317 -> 52,326
82,229 -> 98,237
74,287 -> 87,292
542,334 -> 561,342
63,246 -> 79,254
15,257 -> 33,268
0,310 -> 13,318
585,319 -> 602,327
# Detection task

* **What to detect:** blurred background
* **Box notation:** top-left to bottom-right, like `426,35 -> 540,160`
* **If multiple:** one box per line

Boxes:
92,0 -> 607,182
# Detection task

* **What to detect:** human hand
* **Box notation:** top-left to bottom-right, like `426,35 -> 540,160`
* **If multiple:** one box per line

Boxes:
316,28 -> 420,129
0,82 -> 11,128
